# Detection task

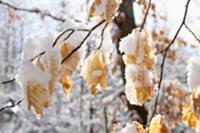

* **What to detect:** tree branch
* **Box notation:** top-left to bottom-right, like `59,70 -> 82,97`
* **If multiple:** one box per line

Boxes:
148,0 -> 191,124
140,0 -> 152,31
0,99 -> 23,112
61,19 -> 106,64
0,0 -> 66,22
184,23 -> 200,44
98,22 -> 109,49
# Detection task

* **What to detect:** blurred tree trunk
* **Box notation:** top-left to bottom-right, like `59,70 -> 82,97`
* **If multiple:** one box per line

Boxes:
114,0 -> 148,125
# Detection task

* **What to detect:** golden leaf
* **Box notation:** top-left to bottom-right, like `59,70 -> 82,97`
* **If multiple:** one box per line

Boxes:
81,50 -> 107,96
149,114 -> 169,133
59,41 -> 80,75
60,75 -> 73,97
89,0 -> 119,21
182,94 -> 200,132
123,29 -> 156,70
125,64 -> 154,106
27,81 -> 51,117
126,81 -> 153,106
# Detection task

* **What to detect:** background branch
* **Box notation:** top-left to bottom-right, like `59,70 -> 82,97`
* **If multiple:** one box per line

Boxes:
184,23 -> 200,44
0,99 -> 23,112
148,0 -> 191,124
0,0 -> 66,22
140,0 -> 152,31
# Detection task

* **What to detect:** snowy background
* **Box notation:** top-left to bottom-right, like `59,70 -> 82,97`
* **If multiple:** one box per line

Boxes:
0,0 -> 200,133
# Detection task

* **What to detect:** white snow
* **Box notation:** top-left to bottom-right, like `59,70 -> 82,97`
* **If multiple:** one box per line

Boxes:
121,122 -> 138,133
119,32 -> 137,56
187,56 -> 200,90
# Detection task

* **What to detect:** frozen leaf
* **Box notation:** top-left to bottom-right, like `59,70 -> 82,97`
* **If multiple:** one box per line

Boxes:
81,50 -> 107,96
16,62 -> 51,116
119,28 -> 156,70
125,64 -> 154,106
16,33 -> 62,116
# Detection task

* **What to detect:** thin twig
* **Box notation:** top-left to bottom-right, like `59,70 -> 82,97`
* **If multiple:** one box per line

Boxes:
148,0 -> 191,124
0,0 -> 65,22
0,99 -> 23,112
1,78 -> 15,84
184,23 -> 200,44
52,29 -> 75,47
98,22 -> 109,49
104,106 -> 109,133
140,0 -> 152,31
61,19 -> 106,64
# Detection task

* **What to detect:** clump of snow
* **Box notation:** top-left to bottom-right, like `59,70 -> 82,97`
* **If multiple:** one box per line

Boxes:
121,123 -> 137,133
16,62 -> 49,89
187,56 -> 200,91
22,32 -> 53,61
119,32 -> 137,55
15,62 -> 49,107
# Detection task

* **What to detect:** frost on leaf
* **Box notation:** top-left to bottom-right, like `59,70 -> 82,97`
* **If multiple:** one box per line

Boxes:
89,0 -> 119,21
81,50 -> 107,96
16,33 -> 61,116
119,28 -> 156,106
149,114 -> 169,133
16,62 -> 51,117
125,64 -> 153,106
121,121 -> 145,133
119,28 -> 156,70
